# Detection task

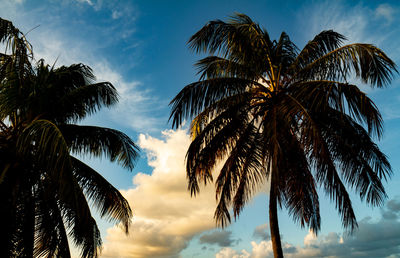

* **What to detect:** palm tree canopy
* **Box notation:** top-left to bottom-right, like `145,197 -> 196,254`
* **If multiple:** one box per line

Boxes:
0,18 -> 138,257
170,13 -> 396,233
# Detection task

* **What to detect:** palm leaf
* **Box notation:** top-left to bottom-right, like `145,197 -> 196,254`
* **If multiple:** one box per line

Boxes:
291,30 -> 345,72
169,78 -> 257,128
16,119 -> 72,179
71,157 -> 132,232
61,124 -> 139,170
34,180 -> 71,258
297,44 -> 397,87
291,80 -> 383,137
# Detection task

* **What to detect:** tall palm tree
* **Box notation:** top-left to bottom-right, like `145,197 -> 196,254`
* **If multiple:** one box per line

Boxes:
170,14 -> 397,257
0,18 -> 138,257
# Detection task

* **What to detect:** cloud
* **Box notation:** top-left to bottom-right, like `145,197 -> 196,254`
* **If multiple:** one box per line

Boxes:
375,4 -> 396,24
216,241 -> 297,258
299,1 -> 370,43
252,224 -> 270,241
112,10 -> 123,19
0,1 -> 162,133
76,0 -> 93,6
101,129 -> 219,257
31,33 -> 162,133
90,62 -> 164,133
298,1 -> 399,59
216,247 -> 250,258
199,230 -> 240,247
216,197 -> 400,258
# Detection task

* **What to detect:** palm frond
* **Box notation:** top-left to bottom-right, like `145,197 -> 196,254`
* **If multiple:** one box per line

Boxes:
291,30 -> 345,72
231,128 -> 265,219
71,157 -> 132,232
291,80 -> 384,138
195,56 -> 258,80
0,18 -> 33,78
297,44 -> 397,87
55,169 -> 102,258
169,78 -> 256,128
27,62 -> 118,123
275,117 -> 320,232
61,124 -> 139,170
317,110 -> 391,205
34,180 -> 71,258
16,119 -> 72,179
188,13 -> 270,67
56,82 -> 119,122
214,124 -> 259,227
187,101 -> 250,195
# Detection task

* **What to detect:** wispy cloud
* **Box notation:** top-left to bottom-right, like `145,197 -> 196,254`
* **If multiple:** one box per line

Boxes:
299,0 -> 400,120
112,10 -> 123,19
0,0 -> 162,133
75,0 -> 93,6
298,1 -> 369,43
375,4 -> 396,24
299,1 -> 400,59
31,32 -> 162,133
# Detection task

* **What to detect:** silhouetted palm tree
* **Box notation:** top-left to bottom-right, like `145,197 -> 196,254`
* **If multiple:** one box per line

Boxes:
170,14 -> 396,257
0,18 -> 138,257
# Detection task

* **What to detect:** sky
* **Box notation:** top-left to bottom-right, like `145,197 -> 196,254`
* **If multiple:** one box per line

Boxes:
1,0 -> 400,257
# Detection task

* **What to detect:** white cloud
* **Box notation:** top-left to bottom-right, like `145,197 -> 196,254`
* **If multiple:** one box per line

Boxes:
76,0 -> 93,6
216,241 -> 296,258
101,129 -> 219,257
216,197 -> 400,258
303,230 -> 317,246
216,247 -> 250,258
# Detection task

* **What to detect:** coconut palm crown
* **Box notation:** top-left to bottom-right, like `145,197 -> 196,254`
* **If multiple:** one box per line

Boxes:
0,18 -> 138,257
169,13 -> 397,257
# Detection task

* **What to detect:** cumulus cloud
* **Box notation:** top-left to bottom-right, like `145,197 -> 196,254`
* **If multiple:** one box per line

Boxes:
101,129 -> 219,257
216,241 -> 297,258
200,230 -> 240,247
216,247 -> 250,258
216,197 -> 400,258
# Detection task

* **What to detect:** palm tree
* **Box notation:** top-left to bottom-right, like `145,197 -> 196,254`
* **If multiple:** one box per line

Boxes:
169,14 -> 397,257
0,18 -> 138,257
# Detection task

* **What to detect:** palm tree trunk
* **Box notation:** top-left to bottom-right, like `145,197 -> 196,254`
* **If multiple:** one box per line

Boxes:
269,177 -> 283,258
270,107 -> 284,258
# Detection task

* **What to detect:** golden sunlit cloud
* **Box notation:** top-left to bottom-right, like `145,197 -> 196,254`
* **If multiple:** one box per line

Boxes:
101,129 -> 219,257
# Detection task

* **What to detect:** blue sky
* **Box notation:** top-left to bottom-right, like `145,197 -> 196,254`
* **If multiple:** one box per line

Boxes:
2,0 -> 400,257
